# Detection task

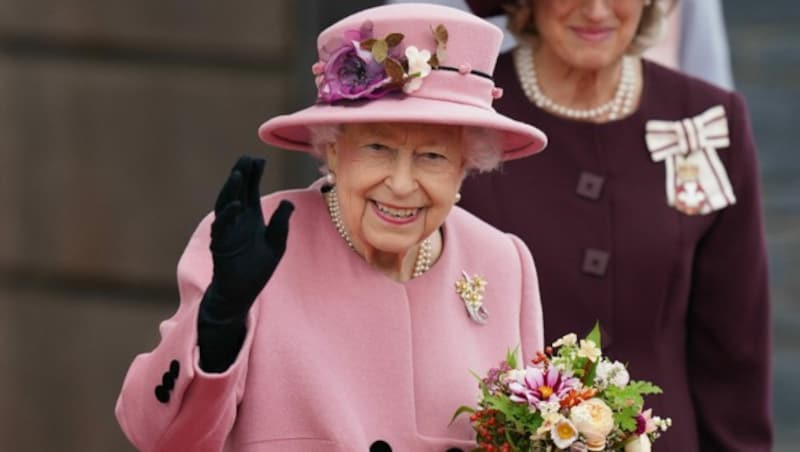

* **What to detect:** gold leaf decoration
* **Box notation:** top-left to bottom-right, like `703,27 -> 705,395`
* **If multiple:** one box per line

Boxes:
359,38 -> 376,51
385,33 -> 404,47
384,57 -> 405,83
372,39 -> 389,63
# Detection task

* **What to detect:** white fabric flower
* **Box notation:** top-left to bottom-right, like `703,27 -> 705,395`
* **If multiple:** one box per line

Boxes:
403,46 -> 432,93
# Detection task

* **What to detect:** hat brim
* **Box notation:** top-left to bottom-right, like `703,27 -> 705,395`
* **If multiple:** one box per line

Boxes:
258,94 -> 547,161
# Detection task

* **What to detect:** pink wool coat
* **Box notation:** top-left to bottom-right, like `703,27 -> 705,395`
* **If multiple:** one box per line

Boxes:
115,183 -> 544,452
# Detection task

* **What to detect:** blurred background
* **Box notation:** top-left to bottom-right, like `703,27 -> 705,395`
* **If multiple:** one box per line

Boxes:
0,0 -> 796,450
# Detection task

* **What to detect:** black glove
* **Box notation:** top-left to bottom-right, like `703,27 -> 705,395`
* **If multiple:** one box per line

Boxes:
198,156 -> 294,372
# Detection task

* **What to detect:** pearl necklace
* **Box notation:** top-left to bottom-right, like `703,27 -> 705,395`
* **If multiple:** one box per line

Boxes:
323,186 -> 433,278
513,45 -> 637,121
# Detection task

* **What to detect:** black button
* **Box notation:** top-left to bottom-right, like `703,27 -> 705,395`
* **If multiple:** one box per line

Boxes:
154,385 -> 170,404
162,372 -> 175,390
169,359 -> 180,378
576,172 -> 605,200
370,440 -> 392,452
582,248 -> 610,276
446,449 -> 464,452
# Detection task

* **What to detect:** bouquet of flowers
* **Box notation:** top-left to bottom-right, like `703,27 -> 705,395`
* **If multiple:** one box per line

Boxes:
453,324 -> 671,451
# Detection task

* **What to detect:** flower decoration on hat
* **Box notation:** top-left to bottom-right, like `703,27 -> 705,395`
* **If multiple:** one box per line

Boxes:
314,21 -> 448,102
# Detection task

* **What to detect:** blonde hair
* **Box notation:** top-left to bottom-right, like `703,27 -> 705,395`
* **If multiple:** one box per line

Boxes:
505,0 -> 676,55
308,124 -> 503,174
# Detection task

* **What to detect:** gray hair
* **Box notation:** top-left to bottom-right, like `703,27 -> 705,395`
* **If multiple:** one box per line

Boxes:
506,0 -> 675,55
308,124 -> 503,174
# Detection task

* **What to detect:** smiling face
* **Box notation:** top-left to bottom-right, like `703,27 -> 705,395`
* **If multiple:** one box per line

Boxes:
533,0 -> 646,70
326,122 -> 465,258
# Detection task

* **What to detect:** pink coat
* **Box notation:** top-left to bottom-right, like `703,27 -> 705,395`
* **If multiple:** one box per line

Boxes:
115,183 -> 544,452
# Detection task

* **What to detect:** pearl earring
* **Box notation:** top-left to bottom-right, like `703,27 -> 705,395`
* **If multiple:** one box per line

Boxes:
325,172 -> 336,185
454,192 -> 462,203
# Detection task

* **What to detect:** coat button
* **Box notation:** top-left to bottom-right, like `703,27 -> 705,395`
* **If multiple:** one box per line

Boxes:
370,440 -> 392,452
582,248 -> 610,277
169,359 -> 180,378
576,171 -> 605,200
154,385 -> 170,404
162,372 -> 175,390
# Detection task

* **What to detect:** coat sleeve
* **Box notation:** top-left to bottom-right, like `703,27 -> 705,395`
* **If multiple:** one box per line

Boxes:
686,91 -> 772,451
508,233 -> 545,364
114,213 -> 259,452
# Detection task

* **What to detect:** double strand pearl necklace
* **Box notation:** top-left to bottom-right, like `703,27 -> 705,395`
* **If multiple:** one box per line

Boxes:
513,45 -> 637,121
324,186 -> 433,278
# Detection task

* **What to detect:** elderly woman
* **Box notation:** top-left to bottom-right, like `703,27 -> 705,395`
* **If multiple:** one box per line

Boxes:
459,1 -> 772,451
114,4 -> 548,452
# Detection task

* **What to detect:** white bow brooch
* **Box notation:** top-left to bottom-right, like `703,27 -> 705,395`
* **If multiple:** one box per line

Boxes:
645,105 -> 736,215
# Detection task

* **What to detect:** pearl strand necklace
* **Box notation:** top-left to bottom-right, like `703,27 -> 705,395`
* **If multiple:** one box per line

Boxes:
324,186 -> 433,278
513,45 -> 637,121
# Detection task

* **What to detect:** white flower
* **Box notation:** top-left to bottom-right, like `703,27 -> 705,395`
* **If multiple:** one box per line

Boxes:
570,398 -> 614,451
535,412 -> 564,438
505,368 -> 527,383
551,418 -> 579,449
594,360 -> 629,388
577,339 -> 601,362
403,46 -> 432,93
624,435 -> 652,452
539,399 -> 561,416
553,333 -> 578,348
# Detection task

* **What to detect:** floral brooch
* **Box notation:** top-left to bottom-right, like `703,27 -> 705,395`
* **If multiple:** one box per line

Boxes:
313,21 -> 448,102
455,271 -> 489,324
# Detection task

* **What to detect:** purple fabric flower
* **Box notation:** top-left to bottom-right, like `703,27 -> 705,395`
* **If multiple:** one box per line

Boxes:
508,366 -> 580,409
315,22 -> 404,103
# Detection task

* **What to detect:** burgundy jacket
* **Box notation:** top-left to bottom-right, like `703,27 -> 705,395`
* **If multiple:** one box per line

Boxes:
460,53 -> 772,451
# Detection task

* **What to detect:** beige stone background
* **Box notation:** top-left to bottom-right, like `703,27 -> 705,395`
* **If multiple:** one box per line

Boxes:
0,0 -> 797,451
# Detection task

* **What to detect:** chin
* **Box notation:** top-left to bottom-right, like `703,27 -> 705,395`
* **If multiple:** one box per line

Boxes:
569,51 -> 619,70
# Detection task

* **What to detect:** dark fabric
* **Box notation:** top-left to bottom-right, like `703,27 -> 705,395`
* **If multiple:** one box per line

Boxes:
463,0 -> 509,18
460,55 -> 772,452
197,156 -> 294,373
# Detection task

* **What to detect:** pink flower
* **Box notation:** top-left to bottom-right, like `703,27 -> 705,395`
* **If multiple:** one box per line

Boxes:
508,366 -> 580,409
635,409 -> 657,435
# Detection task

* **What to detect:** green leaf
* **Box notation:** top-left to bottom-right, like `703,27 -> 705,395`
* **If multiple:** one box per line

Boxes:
614,406 -> 639,432
450,405 -> 475,425
372,39 -> 389,63
586,321 -> 602,350
506,346 -> 520,369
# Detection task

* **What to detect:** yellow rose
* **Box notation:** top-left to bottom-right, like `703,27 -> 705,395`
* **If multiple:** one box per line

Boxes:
570,398 -> 614,451
624,435 -> 652,452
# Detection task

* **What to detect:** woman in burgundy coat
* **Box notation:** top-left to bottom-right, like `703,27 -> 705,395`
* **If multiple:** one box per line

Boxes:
459,1 -> 772,451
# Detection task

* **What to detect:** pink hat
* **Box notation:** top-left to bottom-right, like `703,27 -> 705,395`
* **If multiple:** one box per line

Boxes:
258,3 -> 547,160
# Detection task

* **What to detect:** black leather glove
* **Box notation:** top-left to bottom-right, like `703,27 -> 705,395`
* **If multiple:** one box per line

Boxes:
198,156 -> 294,372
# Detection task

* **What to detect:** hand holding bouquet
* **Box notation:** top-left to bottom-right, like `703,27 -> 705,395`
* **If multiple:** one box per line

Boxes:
453,324 -> 671,451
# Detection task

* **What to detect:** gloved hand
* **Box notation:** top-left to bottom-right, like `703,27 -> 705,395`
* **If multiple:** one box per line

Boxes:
204,156 -> 294,319
198,156 -> 294,372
